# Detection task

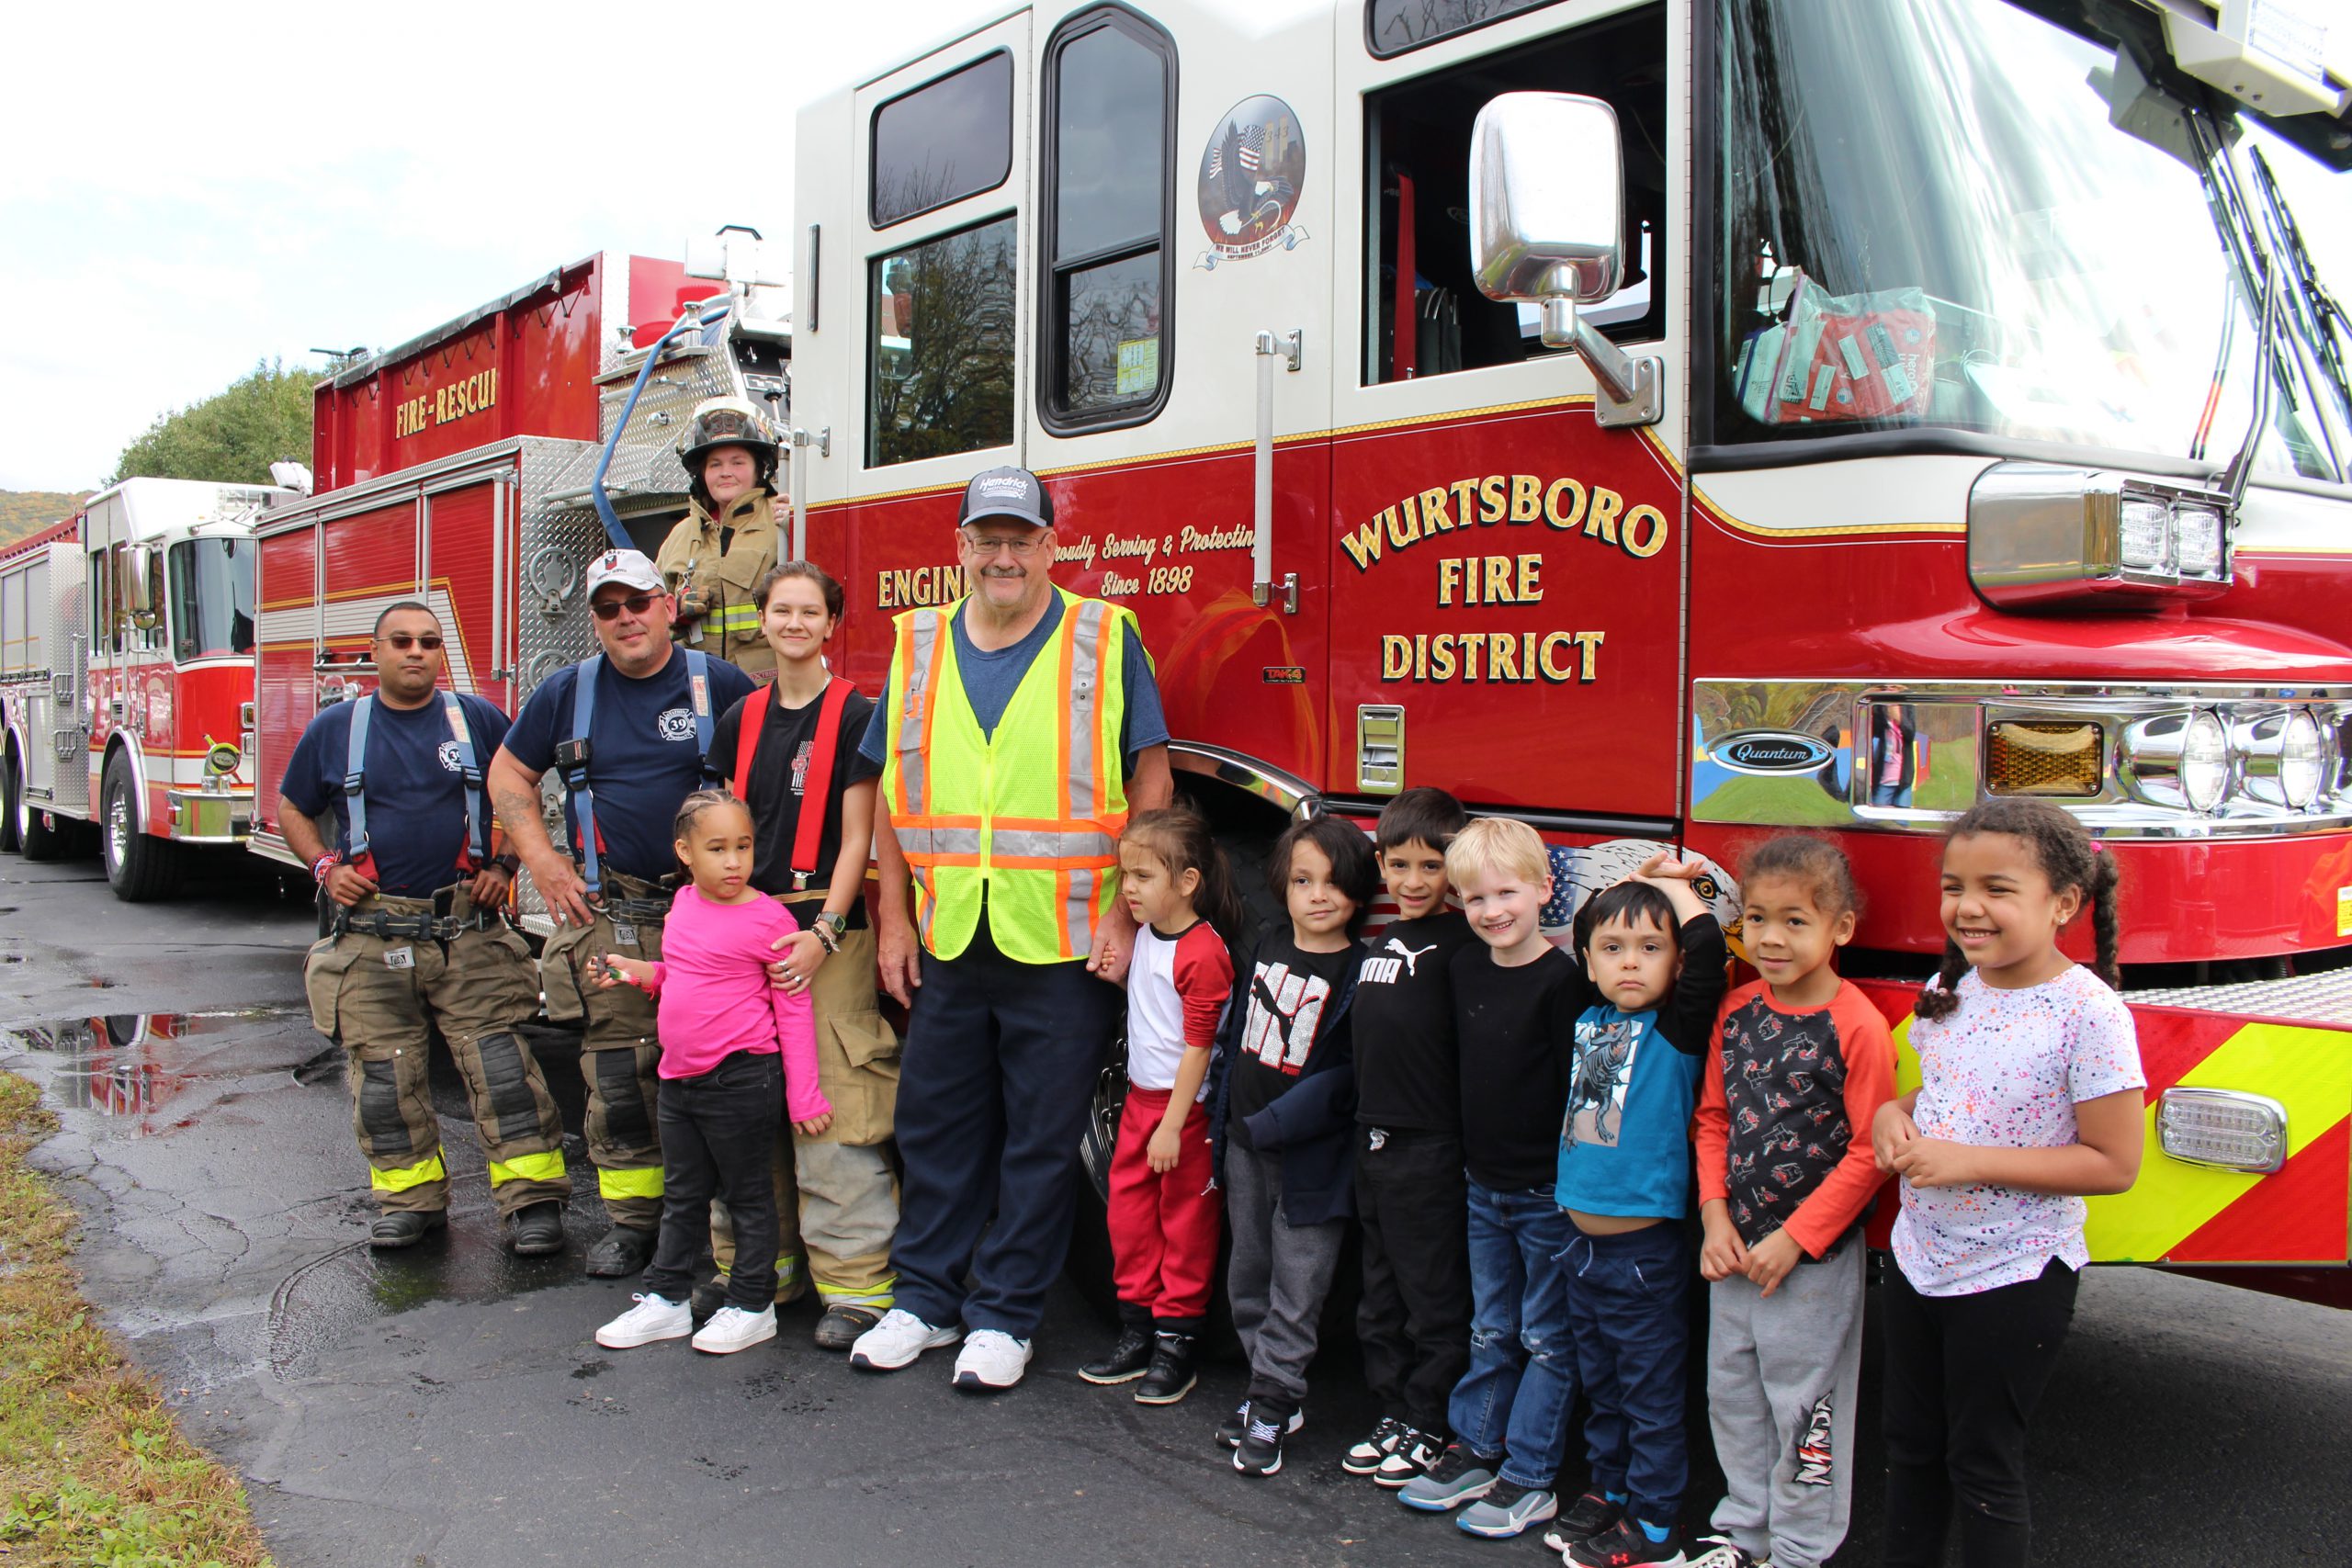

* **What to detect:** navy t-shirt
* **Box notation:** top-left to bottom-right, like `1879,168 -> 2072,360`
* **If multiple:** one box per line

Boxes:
502,652 -> 758,883
280,692 -> 510,898
856,595 -> 1169,773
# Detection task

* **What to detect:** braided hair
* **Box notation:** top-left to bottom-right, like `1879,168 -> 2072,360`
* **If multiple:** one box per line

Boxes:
1915,799 -> 2120,1021
672,786 -> 751,870
1738,833 -> 1863,920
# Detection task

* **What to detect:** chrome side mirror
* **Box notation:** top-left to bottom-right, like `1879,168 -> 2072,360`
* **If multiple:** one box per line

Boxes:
1469,93 -> 1661,428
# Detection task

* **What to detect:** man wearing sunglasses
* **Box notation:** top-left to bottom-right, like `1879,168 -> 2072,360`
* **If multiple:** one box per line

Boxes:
846,465 -> 1173,1392
279,602 -> 571,1256
489,548 -> 759,1277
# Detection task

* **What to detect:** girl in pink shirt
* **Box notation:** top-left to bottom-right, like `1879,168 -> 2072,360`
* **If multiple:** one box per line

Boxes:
594,790 -> 831,1357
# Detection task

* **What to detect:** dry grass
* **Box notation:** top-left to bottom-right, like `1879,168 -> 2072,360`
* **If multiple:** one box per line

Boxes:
0,1071 -> 274,1566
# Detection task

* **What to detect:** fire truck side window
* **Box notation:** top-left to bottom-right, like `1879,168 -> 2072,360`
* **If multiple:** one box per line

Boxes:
868,217 -> 1019,468
1363,2 -> 1668,384
1039,6 -> 1175,428
870,52 -> 1016,230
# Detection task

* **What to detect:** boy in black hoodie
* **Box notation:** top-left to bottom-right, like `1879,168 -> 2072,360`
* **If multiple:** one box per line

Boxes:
1211,814 -> 1379,1479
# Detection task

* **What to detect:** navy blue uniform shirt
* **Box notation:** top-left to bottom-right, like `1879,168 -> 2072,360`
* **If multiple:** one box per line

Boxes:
502,653 -> 758,884
857,594 -> 1169,773
280,692 -> 510,898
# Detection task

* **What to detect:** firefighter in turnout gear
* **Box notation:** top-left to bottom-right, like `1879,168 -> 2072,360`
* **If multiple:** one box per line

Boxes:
488,548 -> 758,1277
655,397 -> 785,680
278,602 -> 570,1253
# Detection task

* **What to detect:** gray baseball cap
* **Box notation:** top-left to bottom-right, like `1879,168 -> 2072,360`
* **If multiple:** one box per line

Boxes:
957,465 -> 1054,531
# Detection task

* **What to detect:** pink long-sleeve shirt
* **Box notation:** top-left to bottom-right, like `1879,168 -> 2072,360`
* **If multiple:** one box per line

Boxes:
641,885 -> 828,1122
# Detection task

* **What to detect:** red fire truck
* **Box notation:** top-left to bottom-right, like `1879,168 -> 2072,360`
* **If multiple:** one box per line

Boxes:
787,0 -> 2352,1294
0,478 -> 295,899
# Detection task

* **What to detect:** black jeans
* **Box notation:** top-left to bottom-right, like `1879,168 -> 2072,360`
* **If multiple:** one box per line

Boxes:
1881,1257 -> 2079,1568
642,1050 -> 783,1312
1354,1127 -> 1472,1436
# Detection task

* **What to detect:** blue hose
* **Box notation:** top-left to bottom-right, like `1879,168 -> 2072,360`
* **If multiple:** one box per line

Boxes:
591,301 -> 735,549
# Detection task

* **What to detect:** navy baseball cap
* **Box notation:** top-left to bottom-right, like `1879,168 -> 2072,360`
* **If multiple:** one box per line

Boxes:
957,466 -> 1053,531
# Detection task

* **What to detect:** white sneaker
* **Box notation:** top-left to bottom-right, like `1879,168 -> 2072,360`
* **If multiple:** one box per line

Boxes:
848,1307 -> 962,1371
951,1328 -> 1033,1391
594,1292 -> 692,1349
691,1303 -> 777,1355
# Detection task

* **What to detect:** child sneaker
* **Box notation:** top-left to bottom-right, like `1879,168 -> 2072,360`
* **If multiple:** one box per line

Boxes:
691,1303 -> 777,1354
1079,1323 -> 1155,1385
1567,1517 -> 1688,1567
951,1329 -> 1032,1392
1457,1479 -> 1559,1539
1373,1427 -> 1445,1489
1233,1411 -> 1290,1477
848,1308 -> 961,1371
1685,1538 -> 1769,1568
1544,1492 -> 1625,1554
1133,1331 -> 1199,1405
1217,1399 -> 1304,1450
1342,1415 -> 1408,1476
594,1292 -> 693,1349
1397,1443 -> 1498,1511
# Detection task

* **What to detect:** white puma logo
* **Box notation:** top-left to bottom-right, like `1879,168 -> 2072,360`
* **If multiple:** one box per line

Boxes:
1385,937 -> 1439,976
1363,936 -> 1441,986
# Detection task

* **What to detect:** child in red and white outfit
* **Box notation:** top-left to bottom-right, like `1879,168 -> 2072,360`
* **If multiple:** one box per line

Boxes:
1079,807 -> 1243,1406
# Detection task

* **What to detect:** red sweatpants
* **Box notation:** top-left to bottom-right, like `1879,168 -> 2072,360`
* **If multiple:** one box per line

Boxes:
1107,1087 -> 1222,1321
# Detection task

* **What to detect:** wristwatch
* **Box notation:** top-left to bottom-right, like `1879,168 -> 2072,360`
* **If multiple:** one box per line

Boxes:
813,910 -> 849,953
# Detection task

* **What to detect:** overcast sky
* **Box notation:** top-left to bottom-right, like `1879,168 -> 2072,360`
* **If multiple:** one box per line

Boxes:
1,1 -> 2346,493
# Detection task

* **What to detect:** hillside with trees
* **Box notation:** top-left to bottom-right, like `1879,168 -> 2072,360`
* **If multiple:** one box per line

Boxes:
0,491 -> 86,548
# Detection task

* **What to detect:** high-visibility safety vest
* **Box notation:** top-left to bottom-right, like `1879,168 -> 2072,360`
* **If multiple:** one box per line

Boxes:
880,588 -> 1138,964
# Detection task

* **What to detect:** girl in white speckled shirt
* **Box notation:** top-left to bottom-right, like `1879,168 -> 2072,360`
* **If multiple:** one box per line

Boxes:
1869,799 -> 2145,1568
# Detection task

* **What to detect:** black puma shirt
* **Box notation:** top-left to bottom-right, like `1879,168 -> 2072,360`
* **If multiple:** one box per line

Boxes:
1353,910 -> 1479,1134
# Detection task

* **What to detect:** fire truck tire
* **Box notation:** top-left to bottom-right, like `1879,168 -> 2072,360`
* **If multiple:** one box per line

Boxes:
17,759 -> 74,863
100,753 -> 183,902
0,747 -> 21,853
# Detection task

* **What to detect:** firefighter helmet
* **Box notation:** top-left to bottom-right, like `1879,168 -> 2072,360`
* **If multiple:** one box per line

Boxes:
679,396 -> 781,505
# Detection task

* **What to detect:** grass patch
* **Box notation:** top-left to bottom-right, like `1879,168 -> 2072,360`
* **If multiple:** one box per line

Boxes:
0,1071 -> 274,1567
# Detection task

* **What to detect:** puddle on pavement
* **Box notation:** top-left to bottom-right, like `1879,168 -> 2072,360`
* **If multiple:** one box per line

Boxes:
4,1009 -> 303,1136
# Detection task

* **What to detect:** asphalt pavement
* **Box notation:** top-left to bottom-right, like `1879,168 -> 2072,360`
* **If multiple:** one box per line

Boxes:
3,851 -> 2348,1568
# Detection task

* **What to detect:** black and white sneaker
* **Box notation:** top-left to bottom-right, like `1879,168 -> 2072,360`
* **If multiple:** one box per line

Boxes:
1567,1517 -> 1688,1567
1397,1442 -> 1499,1512
1216,1398 -> 1303,1450
1683,1537 -> 1769,1568
1233,1412 -> 1288,1477
1372,1426 -> 1445,1489
1341,1415 -> 1408,1476
1544,1492 -> 1624,1554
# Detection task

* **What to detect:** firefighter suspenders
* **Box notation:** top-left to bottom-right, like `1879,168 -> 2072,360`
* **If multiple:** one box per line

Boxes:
559,650 -> 714,897
729,675 -> 854,892
341,691 -> 491,882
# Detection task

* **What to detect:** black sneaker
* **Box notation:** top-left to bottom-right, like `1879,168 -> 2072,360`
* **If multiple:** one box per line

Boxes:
1396,1442 -> 1499,1512
1373,1426 -> 1445,1489
1543,1492 -> 1625,1553
1079,1324 -> 1155,1385
1216,1399 -> 1305,1450
1566,1517 -> 1687,1567
1134,1332 -> 1199,1404
1341,1415 -> 1408,1476
1233,1412 -> 1287,1477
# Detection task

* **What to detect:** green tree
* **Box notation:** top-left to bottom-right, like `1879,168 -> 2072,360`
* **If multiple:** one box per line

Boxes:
113,358 -> 316,484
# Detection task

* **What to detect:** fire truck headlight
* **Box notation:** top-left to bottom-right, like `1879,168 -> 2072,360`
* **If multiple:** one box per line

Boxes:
2180,709 -> 2232,813
2157,1087 -> 2287,1173
2121,708 -> 2237,814
2175,503 -> 2227,579
2278,709 -> 2325,809
2117,495 -> 2174,574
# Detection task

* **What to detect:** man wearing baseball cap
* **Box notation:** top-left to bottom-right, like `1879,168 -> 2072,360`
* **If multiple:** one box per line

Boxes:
848,465 -> 1172,1391
488,547 -> 758,1276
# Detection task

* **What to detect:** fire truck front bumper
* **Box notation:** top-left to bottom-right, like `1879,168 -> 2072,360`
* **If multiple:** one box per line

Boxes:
166,788 -> 252,843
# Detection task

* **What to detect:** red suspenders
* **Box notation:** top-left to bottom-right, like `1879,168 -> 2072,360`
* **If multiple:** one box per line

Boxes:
733,676 -> 854,892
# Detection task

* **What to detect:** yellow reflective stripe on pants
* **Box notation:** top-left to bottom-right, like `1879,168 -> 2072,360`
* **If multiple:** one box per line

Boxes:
597,1166 -> 665,1201
371,1152 -> 447,1193
488,1149 -> 568,1186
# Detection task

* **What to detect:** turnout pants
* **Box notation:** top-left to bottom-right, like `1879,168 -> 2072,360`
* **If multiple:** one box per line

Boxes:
712,923 -> 903,1308
1224,1141 -> 1346,1419
538,870 -> 668,1231
1106,1087 -> 1220,1325
1355,1128 -> 1473,1438
890,918 -> 1123,1340
1706,1243 -> 1865,1568
302,888 -> 569,1217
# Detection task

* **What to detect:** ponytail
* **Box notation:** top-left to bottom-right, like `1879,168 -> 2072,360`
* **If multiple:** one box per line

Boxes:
1121,807 -> 1250,950
1913,938 -> 1969,1021
2085,847 -> 2122,993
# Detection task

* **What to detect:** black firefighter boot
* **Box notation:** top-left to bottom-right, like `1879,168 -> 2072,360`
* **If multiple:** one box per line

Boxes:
1135,1323 -> 1204,1405
583,1224 -> 659,1278
507,1201 -> 565,1257
370,1209 -> 447,1249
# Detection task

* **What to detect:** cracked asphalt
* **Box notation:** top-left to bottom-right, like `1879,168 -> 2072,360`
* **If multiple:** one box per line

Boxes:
3,853 -> 2349,1567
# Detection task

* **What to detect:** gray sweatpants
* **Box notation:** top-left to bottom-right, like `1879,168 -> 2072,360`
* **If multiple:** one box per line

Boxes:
1223,1143 -> 1346,1417
1705,1241 -> 1864,1568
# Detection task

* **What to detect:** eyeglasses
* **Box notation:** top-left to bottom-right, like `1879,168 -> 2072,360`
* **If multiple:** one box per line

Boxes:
591,593 -> 660,620
961,531 -> 1044,558
377,633 -> 444,650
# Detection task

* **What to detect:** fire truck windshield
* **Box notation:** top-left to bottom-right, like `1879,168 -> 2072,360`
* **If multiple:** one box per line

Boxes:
168,537 -> 254,664
1707,0 -> 2352,484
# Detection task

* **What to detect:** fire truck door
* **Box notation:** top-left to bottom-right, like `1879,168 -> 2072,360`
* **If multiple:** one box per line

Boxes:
797,14 -> 1036,696
1023,2 -> 1337,794
1325,1 -> 1686,817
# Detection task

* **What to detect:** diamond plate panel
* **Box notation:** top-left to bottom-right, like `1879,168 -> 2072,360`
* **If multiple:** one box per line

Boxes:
594,344 -> 766,509
2132,964 -> 2352,1027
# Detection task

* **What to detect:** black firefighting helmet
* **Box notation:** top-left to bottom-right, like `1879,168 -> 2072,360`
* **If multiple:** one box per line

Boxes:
679,396 -> 781,507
